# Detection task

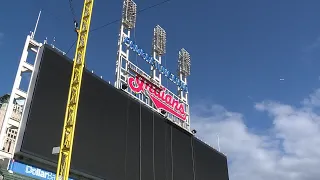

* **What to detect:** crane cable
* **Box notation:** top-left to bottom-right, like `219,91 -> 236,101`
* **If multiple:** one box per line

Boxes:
68,0 -> 79,34
68,0 -> 77,22
66,0 -> 171,54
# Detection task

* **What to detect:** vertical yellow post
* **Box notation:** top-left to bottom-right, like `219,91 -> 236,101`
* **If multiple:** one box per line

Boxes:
55,0 -> 94,179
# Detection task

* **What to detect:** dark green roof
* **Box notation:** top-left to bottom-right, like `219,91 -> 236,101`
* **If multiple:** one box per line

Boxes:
0,168 -> 37,180
0,94 -> 10,104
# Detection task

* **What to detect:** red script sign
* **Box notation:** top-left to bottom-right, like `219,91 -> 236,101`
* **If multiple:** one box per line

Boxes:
128,75 -> 187,121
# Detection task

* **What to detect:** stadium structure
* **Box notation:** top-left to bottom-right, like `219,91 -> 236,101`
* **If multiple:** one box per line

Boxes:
0,0 -> 230,179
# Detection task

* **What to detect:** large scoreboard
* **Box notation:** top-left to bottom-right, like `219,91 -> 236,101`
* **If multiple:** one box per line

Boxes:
14,45 -> 229,180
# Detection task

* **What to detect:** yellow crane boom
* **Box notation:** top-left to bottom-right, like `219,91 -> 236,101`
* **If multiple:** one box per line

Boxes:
55,0 -> 94,179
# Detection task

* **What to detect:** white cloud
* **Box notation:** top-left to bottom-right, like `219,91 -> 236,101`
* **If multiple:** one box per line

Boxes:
191,89 -> 320,180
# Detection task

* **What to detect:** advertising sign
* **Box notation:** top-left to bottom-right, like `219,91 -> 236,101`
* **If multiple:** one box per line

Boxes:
128,73 -> 187,121
123,37 -> 188,93
8,160 -> 74,180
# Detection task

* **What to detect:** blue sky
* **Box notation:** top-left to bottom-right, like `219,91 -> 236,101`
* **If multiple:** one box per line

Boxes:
2,0 -> 320,179
1,0 -> 320,127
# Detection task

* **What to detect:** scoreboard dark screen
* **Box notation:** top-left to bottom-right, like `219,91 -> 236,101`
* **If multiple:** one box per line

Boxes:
16,45 -> 229,180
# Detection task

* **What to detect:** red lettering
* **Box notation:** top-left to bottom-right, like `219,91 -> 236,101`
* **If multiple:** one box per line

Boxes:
149,86 -> 155,94
171,99 -> 179,110
165,95 -> 172,105
128,75 -> 186,121
159,91 -> 166,102
177,104 -> 185,115
128,77 -> 143,93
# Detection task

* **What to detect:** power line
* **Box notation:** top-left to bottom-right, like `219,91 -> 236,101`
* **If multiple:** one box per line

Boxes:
66,0 -> 171,55
68,0 -> 77,22
90,19 -> 121,33
91,0 -> 170,32
66,40 -> 77,54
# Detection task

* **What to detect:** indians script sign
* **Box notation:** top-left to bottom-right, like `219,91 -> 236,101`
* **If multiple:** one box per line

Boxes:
127,75 -> 187,121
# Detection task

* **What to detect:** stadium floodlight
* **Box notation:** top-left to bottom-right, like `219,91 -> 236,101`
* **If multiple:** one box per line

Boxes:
122,0 -> 137,29
153,25 -> 166,55
178,48 -> 191,76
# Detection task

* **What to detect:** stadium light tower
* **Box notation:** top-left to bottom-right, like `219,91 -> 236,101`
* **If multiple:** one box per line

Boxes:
115,0 -> 137,89
122,0 -> 137,29
151,25 -> 166,85
177,48 -> 191,125
178,48 -> 191,76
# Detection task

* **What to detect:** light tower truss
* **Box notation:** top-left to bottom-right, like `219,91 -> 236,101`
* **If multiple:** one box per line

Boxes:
178,48 -> 191,76
151,25 -> 166,85
122,0 -> 137,29
115,0 -> 137,90
153,25 -> 166,55
177,48 -> 191,126
0,35 -> 43,159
